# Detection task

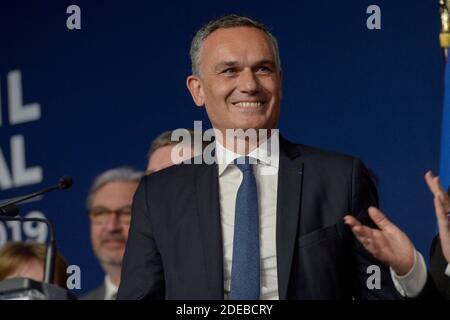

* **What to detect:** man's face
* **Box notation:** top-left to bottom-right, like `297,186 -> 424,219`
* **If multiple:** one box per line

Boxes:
146,145 -> 177,174
187,27 -> 282,134
89,181 -> 138,267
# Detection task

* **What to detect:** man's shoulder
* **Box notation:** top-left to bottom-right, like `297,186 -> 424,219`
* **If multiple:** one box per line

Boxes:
285,139 -> 359,168
140,157 -> 210,195
144,157 -> 205,181
298,144 -> 354,160
281,138 -> 372,183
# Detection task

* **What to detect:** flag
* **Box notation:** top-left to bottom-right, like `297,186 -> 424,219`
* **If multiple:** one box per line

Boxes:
440,60 -> 450,191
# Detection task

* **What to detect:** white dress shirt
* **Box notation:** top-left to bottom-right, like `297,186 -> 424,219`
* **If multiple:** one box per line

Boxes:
216,131 -> 425,299
390,250 -> 428,297
446,263 -> 450,276
216,132 -> 279,300
393,248 -> 450,297
104,275 -> 118,300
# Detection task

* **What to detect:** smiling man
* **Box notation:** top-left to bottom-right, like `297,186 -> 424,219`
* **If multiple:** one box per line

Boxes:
118,14 -> 413,300
82,167 -> 142,300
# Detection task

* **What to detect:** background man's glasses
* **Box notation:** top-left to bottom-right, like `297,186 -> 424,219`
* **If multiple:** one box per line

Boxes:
88,206 -> 132,225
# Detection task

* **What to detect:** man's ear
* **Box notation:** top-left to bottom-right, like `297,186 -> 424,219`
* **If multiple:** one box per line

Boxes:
186,75 -> 205,107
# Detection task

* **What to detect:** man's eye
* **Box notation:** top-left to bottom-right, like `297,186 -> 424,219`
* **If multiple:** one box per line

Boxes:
90,210 -> 108,218
221,68 -> 236,75
257,66 -> 271,73
117,209 -> 132,216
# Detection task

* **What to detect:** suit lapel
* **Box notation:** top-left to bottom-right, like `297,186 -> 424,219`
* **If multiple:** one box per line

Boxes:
276,137 -> 303,299
195,163 -> 224,298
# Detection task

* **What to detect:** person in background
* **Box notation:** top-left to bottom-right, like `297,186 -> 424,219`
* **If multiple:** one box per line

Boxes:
146,129 -> 205,174
0,241 -> 69,288
82,167 -> 142,300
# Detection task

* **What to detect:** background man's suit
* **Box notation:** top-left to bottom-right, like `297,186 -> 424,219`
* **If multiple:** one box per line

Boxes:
81,284 -> 106,300
117,137 -> 400,299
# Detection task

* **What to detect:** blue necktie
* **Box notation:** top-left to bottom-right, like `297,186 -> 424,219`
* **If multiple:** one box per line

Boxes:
229,156 -> 260,300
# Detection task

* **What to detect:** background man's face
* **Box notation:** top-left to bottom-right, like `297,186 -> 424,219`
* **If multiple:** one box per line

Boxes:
147,145 -> 175,173
192,27 -> 282,134
89,181 -> 138,266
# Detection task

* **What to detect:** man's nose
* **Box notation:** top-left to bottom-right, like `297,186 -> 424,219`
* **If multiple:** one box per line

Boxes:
104,213 -> 122,231
237,68 -> 259,94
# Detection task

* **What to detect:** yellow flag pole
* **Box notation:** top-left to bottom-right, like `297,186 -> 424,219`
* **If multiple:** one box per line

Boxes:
440,0 -> 450,60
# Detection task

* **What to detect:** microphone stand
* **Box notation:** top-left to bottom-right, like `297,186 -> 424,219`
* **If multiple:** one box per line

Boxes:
0,213 -> 56,284
0,176 -> 72,299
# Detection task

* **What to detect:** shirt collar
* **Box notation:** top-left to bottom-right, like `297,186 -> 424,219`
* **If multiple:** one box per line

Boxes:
104,275 -> 118,300
216,130 -> 279,177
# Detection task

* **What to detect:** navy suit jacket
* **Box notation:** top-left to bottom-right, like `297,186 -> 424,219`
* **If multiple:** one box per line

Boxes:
117,137 -> 400,299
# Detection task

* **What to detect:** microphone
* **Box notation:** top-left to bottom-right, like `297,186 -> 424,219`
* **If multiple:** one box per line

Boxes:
0,205 -> 19,217
58,176 -> 73,190
0,176 -> 73,216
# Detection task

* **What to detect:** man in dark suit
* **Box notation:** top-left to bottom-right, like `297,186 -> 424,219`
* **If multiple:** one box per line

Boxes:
117,14 -> 413,300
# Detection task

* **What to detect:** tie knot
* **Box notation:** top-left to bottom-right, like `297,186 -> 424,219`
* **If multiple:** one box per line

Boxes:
234,157 -> 255,172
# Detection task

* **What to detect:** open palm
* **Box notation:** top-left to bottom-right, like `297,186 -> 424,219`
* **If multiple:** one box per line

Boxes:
425,171 -> 450,263
344,207 -> 415,276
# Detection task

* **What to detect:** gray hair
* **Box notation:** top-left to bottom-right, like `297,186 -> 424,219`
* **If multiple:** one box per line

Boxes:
190,14 -> 282,77
86,167 -> 143,209
147,130 -> 194,162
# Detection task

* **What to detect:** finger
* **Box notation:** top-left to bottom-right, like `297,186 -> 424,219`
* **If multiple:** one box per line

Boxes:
436,176 -> 448,192
425,172 -> 447,199
425,171 -> 439,195
438,186 -> 450,210
425,171 -> 450,213
350,224 -> 375,240
345,214 -> 380,247
435,196 -> 449,234
348,225 -> 385,259
439,194 -> 450,213
344,215 -> 362,228
361,238 -> 373,249
349,228 -> 369,247
355,232 -> 381,257
368,207 -> 392,231
434,195 -> 450,255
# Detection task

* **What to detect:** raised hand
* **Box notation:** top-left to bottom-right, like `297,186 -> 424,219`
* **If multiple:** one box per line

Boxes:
425,170 -> 450,263
344,207 -> 415,276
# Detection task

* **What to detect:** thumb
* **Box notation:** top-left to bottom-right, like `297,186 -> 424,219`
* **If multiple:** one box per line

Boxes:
368,207 -> 392,231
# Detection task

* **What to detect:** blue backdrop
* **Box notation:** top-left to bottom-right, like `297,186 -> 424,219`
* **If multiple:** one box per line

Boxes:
0,0 -> 444,296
